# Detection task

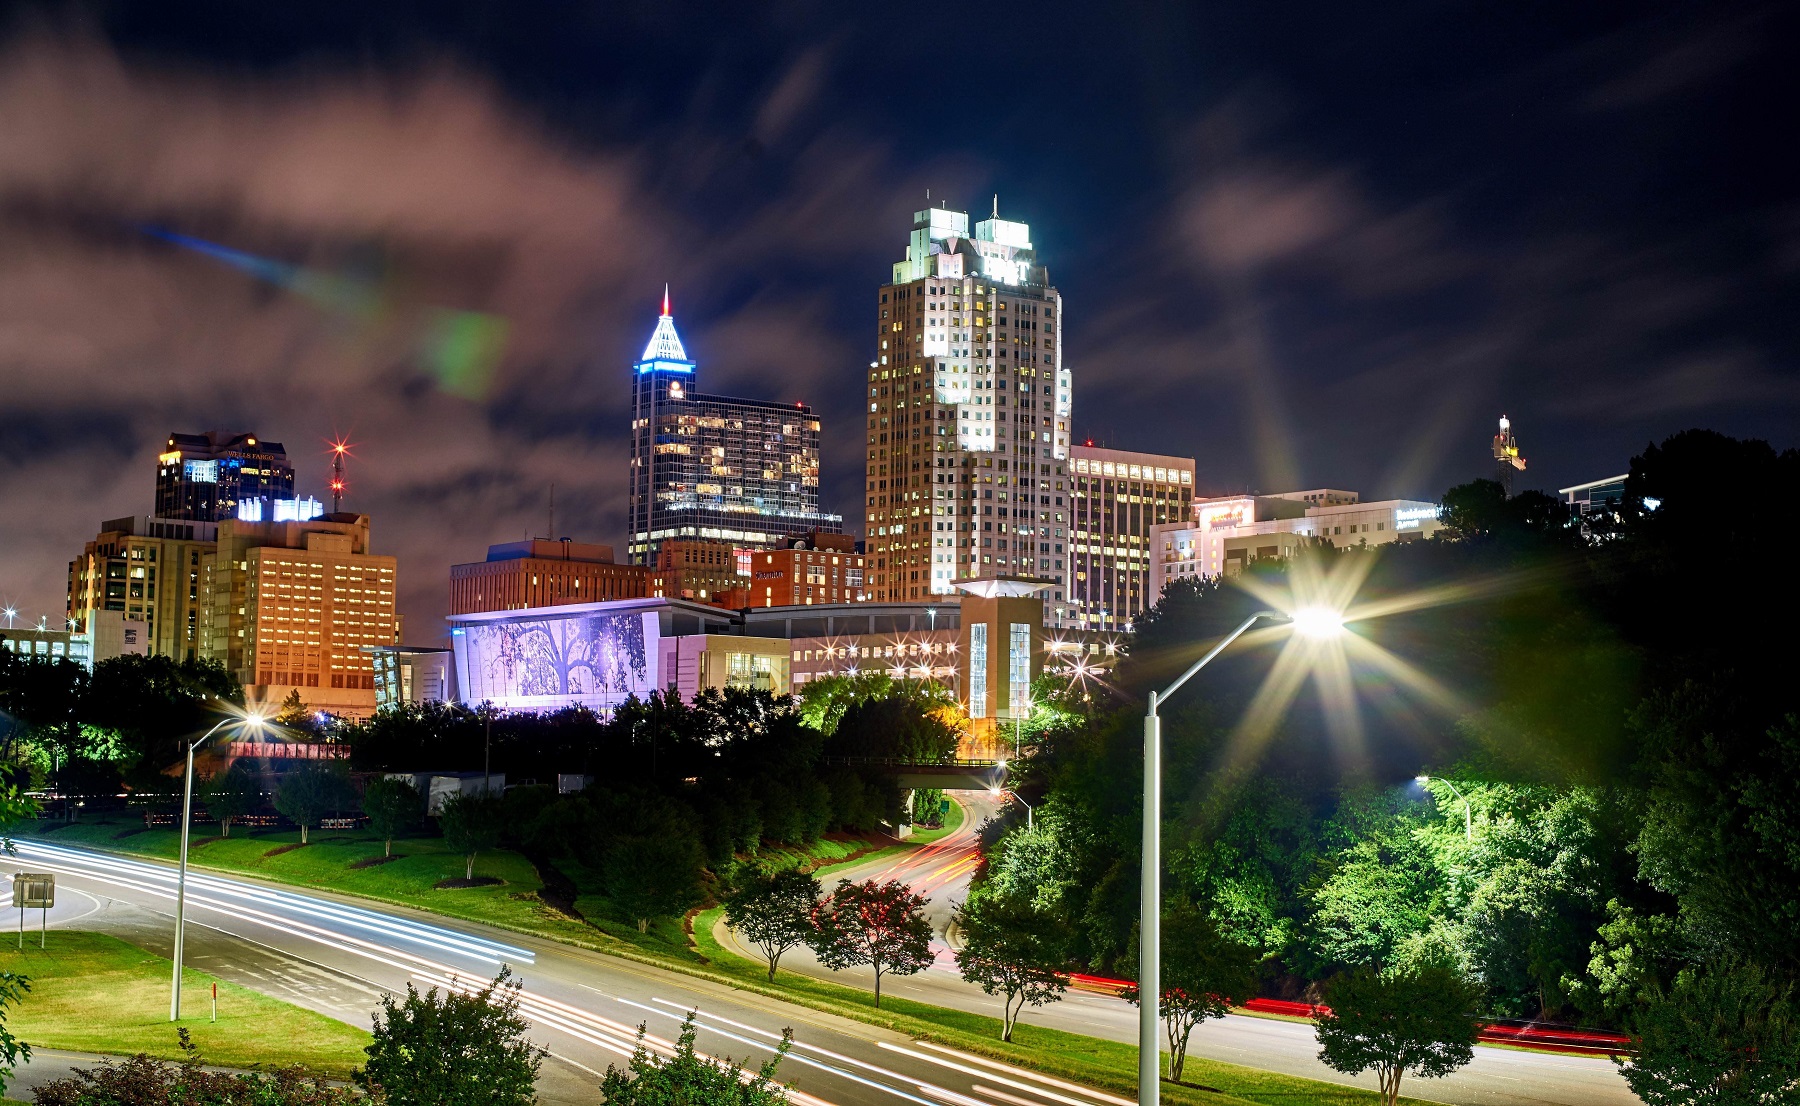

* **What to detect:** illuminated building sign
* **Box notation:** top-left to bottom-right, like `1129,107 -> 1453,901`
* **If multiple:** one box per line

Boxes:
1394,505 -> 1440,530
273,497 -> 324,522
183,459 -> 219,483
1199,499 -> 1254,530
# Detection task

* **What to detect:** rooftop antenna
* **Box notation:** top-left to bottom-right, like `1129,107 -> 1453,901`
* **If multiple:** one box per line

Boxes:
992,194 -> 998,218
1492,415 -> 1526,496
328,438 -> 350,513
661,283 -> 671,317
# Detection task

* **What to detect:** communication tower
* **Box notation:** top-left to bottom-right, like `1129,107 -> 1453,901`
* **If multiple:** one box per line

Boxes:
329,439 -> 349,512
1492,415 -> 1526,495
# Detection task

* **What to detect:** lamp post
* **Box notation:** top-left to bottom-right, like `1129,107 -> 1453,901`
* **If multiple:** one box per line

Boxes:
1138,607 -> 1343,1105
171,710 -> 265,1021
1416,775 -> 1472,841
997,788 -> 1033,829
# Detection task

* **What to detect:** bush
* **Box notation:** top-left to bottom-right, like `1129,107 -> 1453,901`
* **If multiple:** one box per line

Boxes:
34,1029 -> 353,1106
1619,958 -> 1800,1105
598,1013 -> 789,1105
354,970 -> 543,1106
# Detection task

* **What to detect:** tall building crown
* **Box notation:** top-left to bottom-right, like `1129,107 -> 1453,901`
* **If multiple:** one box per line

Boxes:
640,285 -> 690,363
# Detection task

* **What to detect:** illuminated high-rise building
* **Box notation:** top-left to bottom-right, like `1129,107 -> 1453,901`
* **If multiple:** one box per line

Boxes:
865,203 -> 1072,611
627,292 -> 842,564
1067,445 -> 1194,631
199,513 -> 398,718
155,431 -> 295,522
67,515 -> 217,661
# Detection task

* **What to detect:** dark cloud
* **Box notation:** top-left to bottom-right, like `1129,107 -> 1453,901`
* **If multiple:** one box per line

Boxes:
0,3 -> 1794,642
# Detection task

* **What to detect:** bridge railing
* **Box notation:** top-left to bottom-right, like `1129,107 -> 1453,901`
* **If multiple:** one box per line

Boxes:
818,756 -> 1004,768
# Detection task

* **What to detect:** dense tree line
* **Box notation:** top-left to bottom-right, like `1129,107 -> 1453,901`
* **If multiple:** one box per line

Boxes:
339,680 -> 962,923
976,429 -> 1800,1072
0,652 -> 240,799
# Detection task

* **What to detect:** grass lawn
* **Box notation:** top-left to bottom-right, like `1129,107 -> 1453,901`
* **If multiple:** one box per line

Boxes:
905,794 -> 967,845
0,931 -> 370,1077
25,819 -> 603,949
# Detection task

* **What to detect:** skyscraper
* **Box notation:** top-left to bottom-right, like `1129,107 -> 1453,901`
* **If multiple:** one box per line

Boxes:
865,203 -> 1072,607
627,292 -> 842,564
156,431 -> 296,522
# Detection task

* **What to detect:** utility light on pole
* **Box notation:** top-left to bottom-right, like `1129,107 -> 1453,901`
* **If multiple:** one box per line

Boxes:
1416,775 -> 1473,842
1138,606 -> 1344,1106
171,709 -> 266,1021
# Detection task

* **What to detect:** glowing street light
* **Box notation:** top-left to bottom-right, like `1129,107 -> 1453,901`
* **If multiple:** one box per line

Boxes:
2,607 -> 14,628
1138,607 -> 1346,1106
1417,775 -> 1473,842
171,707 -> 267,1020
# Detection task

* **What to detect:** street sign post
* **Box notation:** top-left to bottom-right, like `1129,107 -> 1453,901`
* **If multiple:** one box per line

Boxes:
12,872 -> 54,949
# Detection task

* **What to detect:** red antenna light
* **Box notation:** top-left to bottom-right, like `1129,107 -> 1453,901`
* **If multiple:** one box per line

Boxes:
326,436 -> 353,513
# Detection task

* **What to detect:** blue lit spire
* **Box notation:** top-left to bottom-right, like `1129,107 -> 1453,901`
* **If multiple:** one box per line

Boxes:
639,284 -> 691,365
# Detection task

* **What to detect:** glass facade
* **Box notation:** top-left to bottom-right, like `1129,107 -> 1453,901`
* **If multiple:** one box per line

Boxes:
156,431 -> 295,523
1009,622 -> 1031,715
969,622 -> 988,719
627,302 -> 841,564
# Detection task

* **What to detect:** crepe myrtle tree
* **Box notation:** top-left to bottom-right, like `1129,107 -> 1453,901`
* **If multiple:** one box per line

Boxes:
1314,964 -> 1483,1106
437,793 -> 505,881
810,879 -> 933,1008
362,776 -> 421,858
273,762 -> 354,845
953,890 -> 1072,1042
1121,901 -> 1261,1083
726,869 -> 822,982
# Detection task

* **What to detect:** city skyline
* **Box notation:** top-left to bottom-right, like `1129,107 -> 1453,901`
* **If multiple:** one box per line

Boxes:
0,4 -> 1792,641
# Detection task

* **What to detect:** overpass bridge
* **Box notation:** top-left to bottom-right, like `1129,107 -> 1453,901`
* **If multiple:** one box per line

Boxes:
818,756 -> 1006,791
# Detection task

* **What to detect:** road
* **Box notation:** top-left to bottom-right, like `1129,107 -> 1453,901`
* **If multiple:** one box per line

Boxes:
10,838 -> 1141,1106
716,795 -> 1640,1106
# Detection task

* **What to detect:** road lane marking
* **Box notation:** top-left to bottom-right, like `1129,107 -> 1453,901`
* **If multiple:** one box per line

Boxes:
878,1043 -> 1121,1106
911,1044 -> 1135,1106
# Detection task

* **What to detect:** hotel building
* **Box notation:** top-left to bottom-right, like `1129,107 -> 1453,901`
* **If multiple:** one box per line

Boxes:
864,203 -> 1073,606
1149,491 -> 1445,598
199,513 -> 398,717
1067,445 -> 1195,632
627,293 -> 842,565
745,532 -> 867,607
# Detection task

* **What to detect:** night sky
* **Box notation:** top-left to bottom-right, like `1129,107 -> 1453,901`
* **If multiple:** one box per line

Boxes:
0,2 -> 1793,640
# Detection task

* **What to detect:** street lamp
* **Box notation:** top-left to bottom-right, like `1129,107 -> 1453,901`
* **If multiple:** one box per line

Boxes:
992,787 -> 1033,830
171,709 -> 266,1020
1416,775 -> 1473,842
1138,607 -> 1343,1105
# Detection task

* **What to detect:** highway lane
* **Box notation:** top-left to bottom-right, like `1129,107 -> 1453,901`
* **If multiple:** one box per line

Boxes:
9,839 -> 1141,1106
716,796 -> 1640,1106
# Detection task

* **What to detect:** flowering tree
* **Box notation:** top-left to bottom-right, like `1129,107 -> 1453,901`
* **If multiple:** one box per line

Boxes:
1121,902 -> 1260,1082
954,890 -> 1071,1042
810,879 -> 933,1007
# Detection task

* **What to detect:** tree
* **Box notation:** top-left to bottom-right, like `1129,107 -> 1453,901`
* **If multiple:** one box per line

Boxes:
275,688 -> 315,732
355,969 -> 544,1106
438,794 -> 505,881
954,890 -> 1071,1042
604,833 -> 704,933
273,762 -> 354,845
0,970 -> 29,1097
810,879 -> 934,1008
726,869 -> 821,981
363,776 -> 422,858
1314,964 -> 1482,1106
1121,902 -> 1261,1082
1618,959 -> 1800,1105
199,759 -> 260,837
599,1012 -> 790,1105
